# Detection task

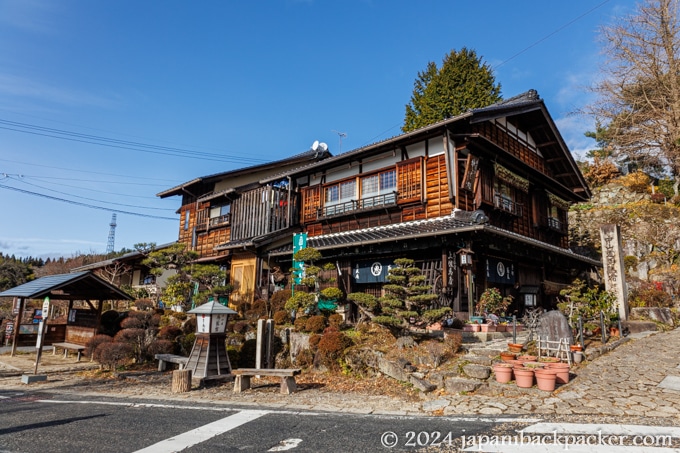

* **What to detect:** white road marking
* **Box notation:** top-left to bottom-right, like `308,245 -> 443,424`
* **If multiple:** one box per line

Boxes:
132,409 -> 269,453
268,438 -> 303,451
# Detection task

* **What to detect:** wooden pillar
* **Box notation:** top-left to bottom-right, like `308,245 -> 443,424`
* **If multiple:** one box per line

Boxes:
172,369 -> 192,393
10,298 -> 23,357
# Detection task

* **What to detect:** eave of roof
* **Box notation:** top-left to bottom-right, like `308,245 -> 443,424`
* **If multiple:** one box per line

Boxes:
157,148 -> 331,198
266,214 -> 600,267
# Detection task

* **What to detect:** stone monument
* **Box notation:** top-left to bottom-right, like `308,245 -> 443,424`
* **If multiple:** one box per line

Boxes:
600,224 -> 629,320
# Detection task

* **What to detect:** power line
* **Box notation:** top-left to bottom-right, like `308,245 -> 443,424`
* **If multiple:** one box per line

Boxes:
0,183 -> 177,220
0,157 -> 181,184
492,0 -> 612,70
4,175 -> 175,211
0,118 -> 270,165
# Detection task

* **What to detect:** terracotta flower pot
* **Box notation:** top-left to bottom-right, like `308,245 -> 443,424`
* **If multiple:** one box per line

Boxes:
514,367 -> 535,388
546,362 -> 570,384
538,357 -> 560,363
500,352 -> 516,362
508,343 -> 523,354
480,323 -> 496,332
516,355 -> 537,363
493,364 -> 514,384
569,344 -> 583,352
534,367 -> 558,391
496,324 -> 507,332
610,327 -> 620,337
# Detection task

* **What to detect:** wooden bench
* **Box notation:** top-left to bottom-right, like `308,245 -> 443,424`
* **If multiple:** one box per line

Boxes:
155,354 -> 189,372
52,342 -> 87,362
232,368 -> 301,395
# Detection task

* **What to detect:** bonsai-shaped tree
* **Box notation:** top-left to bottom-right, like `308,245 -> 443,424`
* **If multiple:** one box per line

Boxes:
476,287 -> 512,319
557,278 -> 616,331
286,247 -> 344,315
348,258 -> 447,330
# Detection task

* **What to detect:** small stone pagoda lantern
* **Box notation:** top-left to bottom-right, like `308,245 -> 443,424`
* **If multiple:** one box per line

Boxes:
185,301 -> 238,380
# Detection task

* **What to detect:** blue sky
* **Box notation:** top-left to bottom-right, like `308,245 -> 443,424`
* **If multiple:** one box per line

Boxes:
0,0 -> 636,259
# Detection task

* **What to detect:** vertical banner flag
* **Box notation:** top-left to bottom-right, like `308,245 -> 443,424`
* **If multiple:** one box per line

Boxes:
292,233 -> 307,285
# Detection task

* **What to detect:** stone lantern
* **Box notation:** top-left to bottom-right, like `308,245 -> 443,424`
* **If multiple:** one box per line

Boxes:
185,301 -> 238,380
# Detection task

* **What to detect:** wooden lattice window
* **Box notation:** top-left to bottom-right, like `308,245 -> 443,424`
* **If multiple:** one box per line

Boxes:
301,186 -> 320,223
396,157 -> 422,204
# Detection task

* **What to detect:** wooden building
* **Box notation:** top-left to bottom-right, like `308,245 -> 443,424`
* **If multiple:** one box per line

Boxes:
159,90 -> 600,317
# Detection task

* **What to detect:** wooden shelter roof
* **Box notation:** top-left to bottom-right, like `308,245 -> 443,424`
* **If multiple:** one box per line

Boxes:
0,271 -> 133,301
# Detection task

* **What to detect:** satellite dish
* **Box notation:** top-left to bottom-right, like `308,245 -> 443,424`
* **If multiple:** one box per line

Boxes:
311,140 -> 319,151
319,142 -> 328,151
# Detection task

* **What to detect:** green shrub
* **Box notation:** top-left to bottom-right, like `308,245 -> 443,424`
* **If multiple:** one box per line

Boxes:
238,339 -> 257,368
372,316 -> 403,327
328,313 -> 343,328
226,346 -> 240,367
273,310 -> 290,325
158,325 -> 182,341
316,330 -> 352,367
270,290 -> 292,312
629,282 -> 673,308
86,334 -> 113,357
294,316 -> 309,332
147,339 -> 175,356
309,333 -> 322,350
305,315 -> 327,334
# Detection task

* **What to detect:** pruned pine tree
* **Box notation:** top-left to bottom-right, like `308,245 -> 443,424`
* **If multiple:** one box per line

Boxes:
348,258 -> 448,330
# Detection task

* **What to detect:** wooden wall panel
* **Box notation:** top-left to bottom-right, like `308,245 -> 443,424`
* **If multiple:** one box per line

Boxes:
425,155 -> 453,218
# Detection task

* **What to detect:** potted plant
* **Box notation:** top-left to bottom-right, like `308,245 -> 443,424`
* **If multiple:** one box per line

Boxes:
476,288 -> 512,321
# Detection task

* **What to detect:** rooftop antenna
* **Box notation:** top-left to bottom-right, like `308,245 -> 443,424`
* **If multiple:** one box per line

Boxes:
332,130 -> 347,153
106,213 -> 117,254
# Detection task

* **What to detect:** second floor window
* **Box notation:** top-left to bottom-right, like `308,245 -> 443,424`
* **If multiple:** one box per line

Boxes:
209,204 -> 231,226
324,180 -> 356,214
361,169 -> 396,207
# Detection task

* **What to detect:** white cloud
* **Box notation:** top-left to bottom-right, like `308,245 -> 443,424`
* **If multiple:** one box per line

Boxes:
555,114 -> 597,161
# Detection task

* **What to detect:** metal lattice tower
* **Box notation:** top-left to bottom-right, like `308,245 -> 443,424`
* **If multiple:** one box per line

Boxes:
106,213 -> 117,253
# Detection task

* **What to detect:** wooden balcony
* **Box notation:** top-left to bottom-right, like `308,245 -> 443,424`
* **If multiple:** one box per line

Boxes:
493,193 -> 523,217
196,210 -> 231,232
319,192 -> 398,219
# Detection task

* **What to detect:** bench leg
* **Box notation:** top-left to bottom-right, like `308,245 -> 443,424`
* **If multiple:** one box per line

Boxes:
158,360 -> 167,372
233,375 -> 251,393
280,376 -> 297,394
63,349 -> 68,359
76,350 -> 82,362
52,346 -> 57,356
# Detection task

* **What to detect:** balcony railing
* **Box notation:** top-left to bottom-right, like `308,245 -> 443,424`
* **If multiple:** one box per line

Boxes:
196,210 -> 231,231
209,213 -> 231,228
547,216 -> 567,233
493,193 -> 523,217
319,192 -> 398,218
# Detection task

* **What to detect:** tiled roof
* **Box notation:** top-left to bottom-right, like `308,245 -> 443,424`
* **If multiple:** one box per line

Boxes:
267,214 -> 600,266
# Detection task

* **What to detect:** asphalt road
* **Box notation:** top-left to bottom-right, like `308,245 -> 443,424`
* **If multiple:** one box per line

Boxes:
0,390 -> 526,452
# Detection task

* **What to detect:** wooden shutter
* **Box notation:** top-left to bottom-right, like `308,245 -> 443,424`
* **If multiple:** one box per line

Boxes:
301,186 -> 320,223
396,157 -> 423,204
